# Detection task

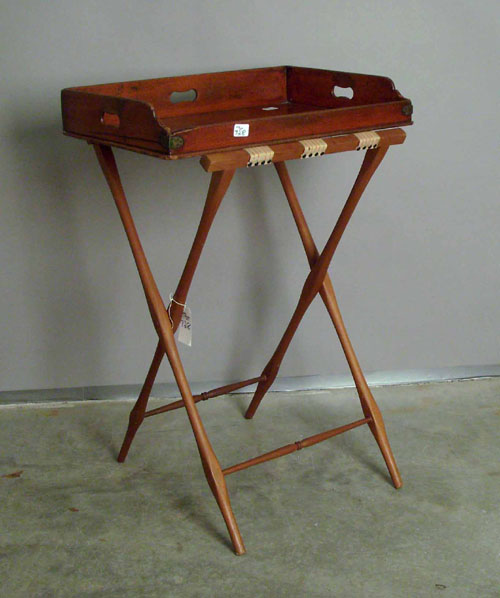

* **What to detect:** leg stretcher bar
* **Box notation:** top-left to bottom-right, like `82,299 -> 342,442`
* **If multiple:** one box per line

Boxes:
93,127 -> 405,555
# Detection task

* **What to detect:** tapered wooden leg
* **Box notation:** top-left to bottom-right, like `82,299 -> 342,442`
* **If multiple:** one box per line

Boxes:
271,161 -> 401,488
169,169 -> 235,325
115,168 -> 234,462
94,144 -> 245,554
117,340 -> 164,463
245,146 -> 388,420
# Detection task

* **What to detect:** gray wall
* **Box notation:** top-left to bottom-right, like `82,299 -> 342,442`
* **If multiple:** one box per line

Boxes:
1,1 -> 498,392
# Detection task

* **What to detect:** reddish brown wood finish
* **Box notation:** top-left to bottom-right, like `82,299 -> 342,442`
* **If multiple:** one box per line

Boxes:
116,168 -> 234,462
223,417 -> 371,475
201,128 -> 406,172
85,130 -> 406,553
169,169 -> 235,326
144,375 -> 266,418
271,161 -> 402,488
69,68 -> 409,552
117,340 -> 163,463
62,89 -> 163,154
91,137 -> 405,552
287,67 -> 403,107
245,145 -> 389,419
94,144 -> 245,555
62,66 -> 412,157
72,67 -> 287,117
163,101 -> 409,156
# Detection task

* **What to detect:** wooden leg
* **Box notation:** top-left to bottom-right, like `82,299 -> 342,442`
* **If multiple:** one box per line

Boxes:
115,168 -> 234,462
117,340 -> 164,463
94,144 -> 245,554
169,169 -> 235,325
271,161 -> 401,488
245,146 -> 388,420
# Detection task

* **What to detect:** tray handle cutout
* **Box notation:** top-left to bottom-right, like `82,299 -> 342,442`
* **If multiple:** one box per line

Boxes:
170,89 -> 198,104
101,112 -> 120,128
332,85 -> 354,100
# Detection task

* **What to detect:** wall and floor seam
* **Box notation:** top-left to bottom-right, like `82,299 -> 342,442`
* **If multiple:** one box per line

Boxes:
1,364 -> 499,406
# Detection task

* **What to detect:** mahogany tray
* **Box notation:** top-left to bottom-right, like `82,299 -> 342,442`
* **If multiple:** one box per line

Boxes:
61,66 -> 412,158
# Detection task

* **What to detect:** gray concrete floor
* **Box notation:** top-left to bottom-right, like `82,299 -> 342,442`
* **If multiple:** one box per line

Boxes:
1,378 -> 499,597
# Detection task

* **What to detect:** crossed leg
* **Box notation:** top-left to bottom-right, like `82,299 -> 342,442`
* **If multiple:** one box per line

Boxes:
245,146 -> 401,488
94,140 -> 400,555
94,144 -> 245,554
116,169 -> 235,463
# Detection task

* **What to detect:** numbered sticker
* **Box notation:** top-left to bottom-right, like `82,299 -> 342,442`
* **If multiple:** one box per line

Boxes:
233,124 -> 249,137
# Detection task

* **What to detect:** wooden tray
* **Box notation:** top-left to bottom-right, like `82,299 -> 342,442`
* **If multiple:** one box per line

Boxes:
61,66 -> 413,159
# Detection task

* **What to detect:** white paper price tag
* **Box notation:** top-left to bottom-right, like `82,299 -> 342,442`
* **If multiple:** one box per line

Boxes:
177,306 -> 192,347
233,124 -> 249,137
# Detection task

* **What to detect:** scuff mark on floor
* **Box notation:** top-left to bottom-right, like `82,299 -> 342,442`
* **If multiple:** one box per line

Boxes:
1,470 -> 23,478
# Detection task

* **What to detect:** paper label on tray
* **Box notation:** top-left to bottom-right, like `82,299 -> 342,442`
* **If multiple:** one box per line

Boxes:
233,124 -> 249,137
177,306 -> 192,347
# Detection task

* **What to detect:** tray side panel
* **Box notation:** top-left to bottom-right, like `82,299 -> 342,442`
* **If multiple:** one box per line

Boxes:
169,101 -> 412,156
61,90 -> 165,152
287,67 -> 410,109
70,67 -> 288,118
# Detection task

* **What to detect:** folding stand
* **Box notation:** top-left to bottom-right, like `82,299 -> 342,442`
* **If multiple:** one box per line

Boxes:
93,127 -> 405,555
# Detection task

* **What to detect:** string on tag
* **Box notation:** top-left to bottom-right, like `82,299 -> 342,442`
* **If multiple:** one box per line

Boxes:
168,294 -> 192,347
167,294 -> 186,327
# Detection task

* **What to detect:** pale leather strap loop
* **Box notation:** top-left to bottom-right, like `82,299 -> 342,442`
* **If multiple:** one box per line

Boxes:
299,138 -> 328,159
354,131 -> 381,151
245,146 -> 275,167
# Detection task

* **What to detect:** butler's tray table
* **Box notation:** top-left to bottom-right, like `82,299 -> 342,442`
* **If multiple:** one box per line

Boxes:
61,66 -> 413,555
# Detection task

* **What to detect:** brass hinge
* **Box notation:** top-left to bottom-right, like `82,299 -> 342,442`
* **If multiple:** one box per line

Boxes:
402,103 -> 413,117
159,131 -> 184,151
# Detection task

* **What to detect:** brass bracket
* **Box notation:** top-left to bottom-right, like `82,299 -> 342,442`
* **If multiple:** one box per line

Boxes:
160,131 -> 185,151
402,103 -> 413,116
